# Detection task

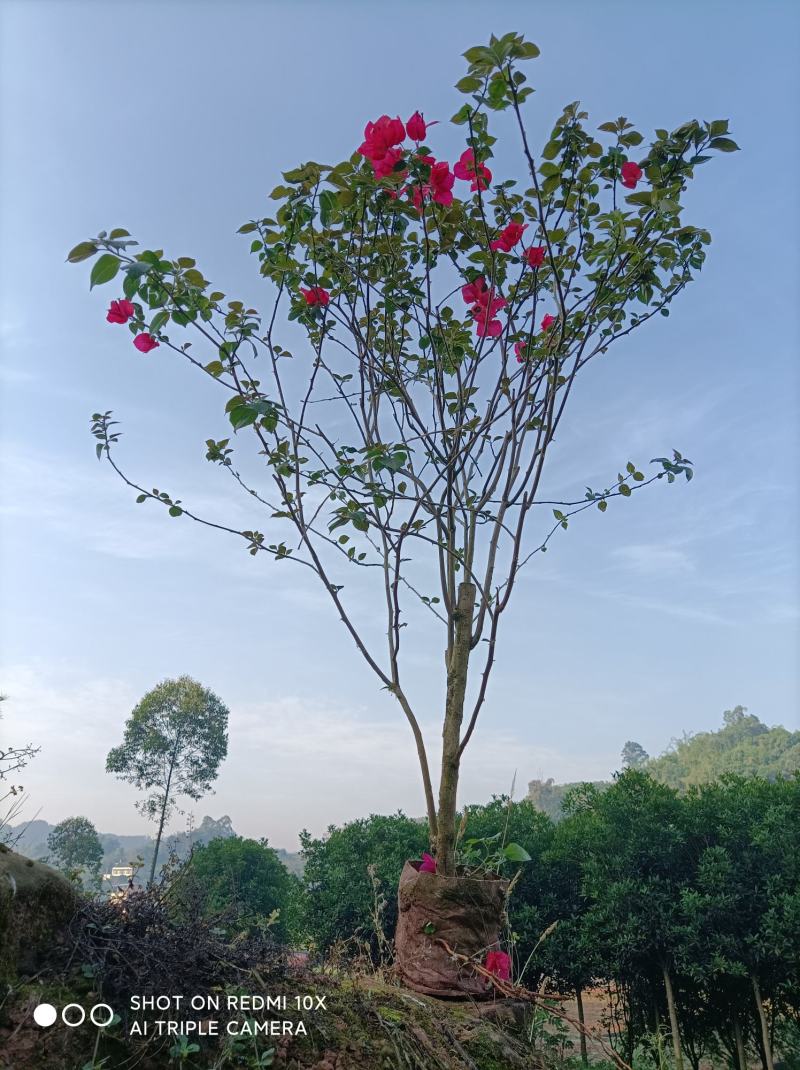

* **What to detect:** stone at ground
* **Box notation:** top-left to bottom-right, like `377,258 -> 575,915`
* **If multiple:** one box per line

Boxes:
0,844 -> 78,985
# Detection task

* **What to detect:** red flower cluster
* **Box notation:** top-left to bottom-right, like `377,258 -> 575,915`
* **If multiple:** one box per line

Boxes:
453,148 -> 492,192
514,341 -> 530,364
106,298 -> 135,324
358,115 -> 406,179
133,333 -> 159,353
525,245 -> 546,269
485,950 -> 511,982
490,221 -> 527,253
411,156 -> 455,211
419,852 -> 437,873
300,286 -> 330,307
540,313 -> 556,332
462,276 -> 507,338
621,161 -> 644,189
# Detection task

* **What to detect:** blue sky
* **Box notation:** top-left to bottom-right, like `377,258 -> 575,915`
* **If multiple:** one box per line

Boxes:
1,1 -> 798,849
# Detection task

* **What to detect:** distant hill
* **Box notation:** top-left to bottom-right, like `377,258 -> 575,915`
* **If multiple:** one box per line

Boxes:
528,707 -> 799,819
7,813 -> 304,878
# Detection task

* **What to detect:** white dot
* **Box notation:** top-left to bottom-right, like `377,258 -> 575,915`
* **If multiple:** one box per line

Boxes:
33,1003 -> 57,1027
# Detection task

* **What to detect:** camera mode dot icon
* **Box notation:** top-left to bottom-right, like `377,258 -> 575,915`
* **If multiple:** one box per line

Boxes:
33,1003 -> 58,1027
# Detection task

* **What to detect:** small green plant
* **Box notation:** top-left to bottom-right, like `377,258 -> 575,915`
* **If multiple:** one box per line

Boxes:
169,1034 -> 201,1063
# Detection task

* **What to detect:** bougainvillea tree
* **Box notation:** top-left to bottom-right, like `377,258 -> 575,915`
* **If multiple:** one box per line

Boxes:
69,33 -> 736,878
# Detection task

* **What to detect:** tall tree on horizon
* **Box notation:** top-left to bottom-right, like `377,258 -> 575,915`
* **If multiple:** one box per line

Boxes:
106,675 -> 229,885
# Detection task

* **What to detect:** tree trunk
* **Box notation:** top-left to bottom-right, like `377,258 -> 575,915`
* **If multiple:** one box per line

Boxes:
576,987 -> 589,1066
751,975 -> 774,1070
662,963 -> 684,1070
148,737 -> 180,886
734,1016 -> 747,1070
436,581 -> 475,875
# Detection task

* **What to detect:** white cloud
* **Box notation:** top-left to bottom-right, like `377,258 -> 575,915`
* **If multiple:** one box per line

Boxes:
611,543 -> 695,576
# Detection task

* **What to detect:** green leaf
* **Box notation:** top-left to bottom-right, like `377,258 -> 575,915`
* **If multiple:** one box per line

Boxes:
108,228 -> 130,240
238,222 -> 258,234
503,842 -> 532,863
229,405 -> 257,431
150,310 -> 169,335
168,505 -> 183,517
597,499 -> 608,512
135,494 -> 147,503
708,136 -> 739,153
89,253 -> 120,289
319,189 -> 338,226
66,241 -> 97,264
456,75 -> 482,94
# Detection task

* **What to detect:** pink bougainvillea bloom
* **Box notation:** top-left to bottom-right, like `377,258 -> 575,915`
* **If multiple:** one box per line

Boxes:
453,148 -> 492,192
371,147 -> 404,180
514,341 -> 530,363
525,245 -> 546,269
461,276 -> 488,305
358,115 -> 406,167
620,161 -> 644,189
428,161 -> 454,206
419,852 -> 437,873
462,276 -> 506,337
406,111 -> 427,142
541,313 -> 556,331
300,286 -> 330,307
485,950 -> 511,982
106,298 -> 136,324
472,294 -> 507,338
133,333 -> 159,353
490,221 -> 527,253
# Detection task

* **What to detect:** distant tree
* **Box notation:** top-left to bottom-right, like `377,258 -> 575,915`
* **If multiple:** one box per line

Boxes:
300,813 -> 428,956
621,740 -> 649,769
681,774 -> 800,1070
182,835 -> 295,941
649,709 -> 798,789
568,771 -> 691,1070
47,816 -> 104,887
106,676 -> 229,885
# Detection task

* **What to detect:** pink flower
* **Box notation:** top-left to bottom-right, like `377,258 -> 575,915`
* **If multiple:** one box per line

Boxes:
471,294 -> 507,338
525,245 -> 546,269
300,286 -> 330,307
462,276 -> 506,337
419,852 -> 437,873
410,159 -> 455,212
406,111 -> 428,142
358,115 -> 406,164
461,276 -> 488,304
372,147 -> 404,180
428,161 -> 454,206
133,333 -> 159,353
514,341 -> 530,363
485,950 -> 511,982
540,313 -> 556,331
490,221 -> 527,253
621,161 -> 644,189
106,298 -> 136,324
453,148 -> 492,192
